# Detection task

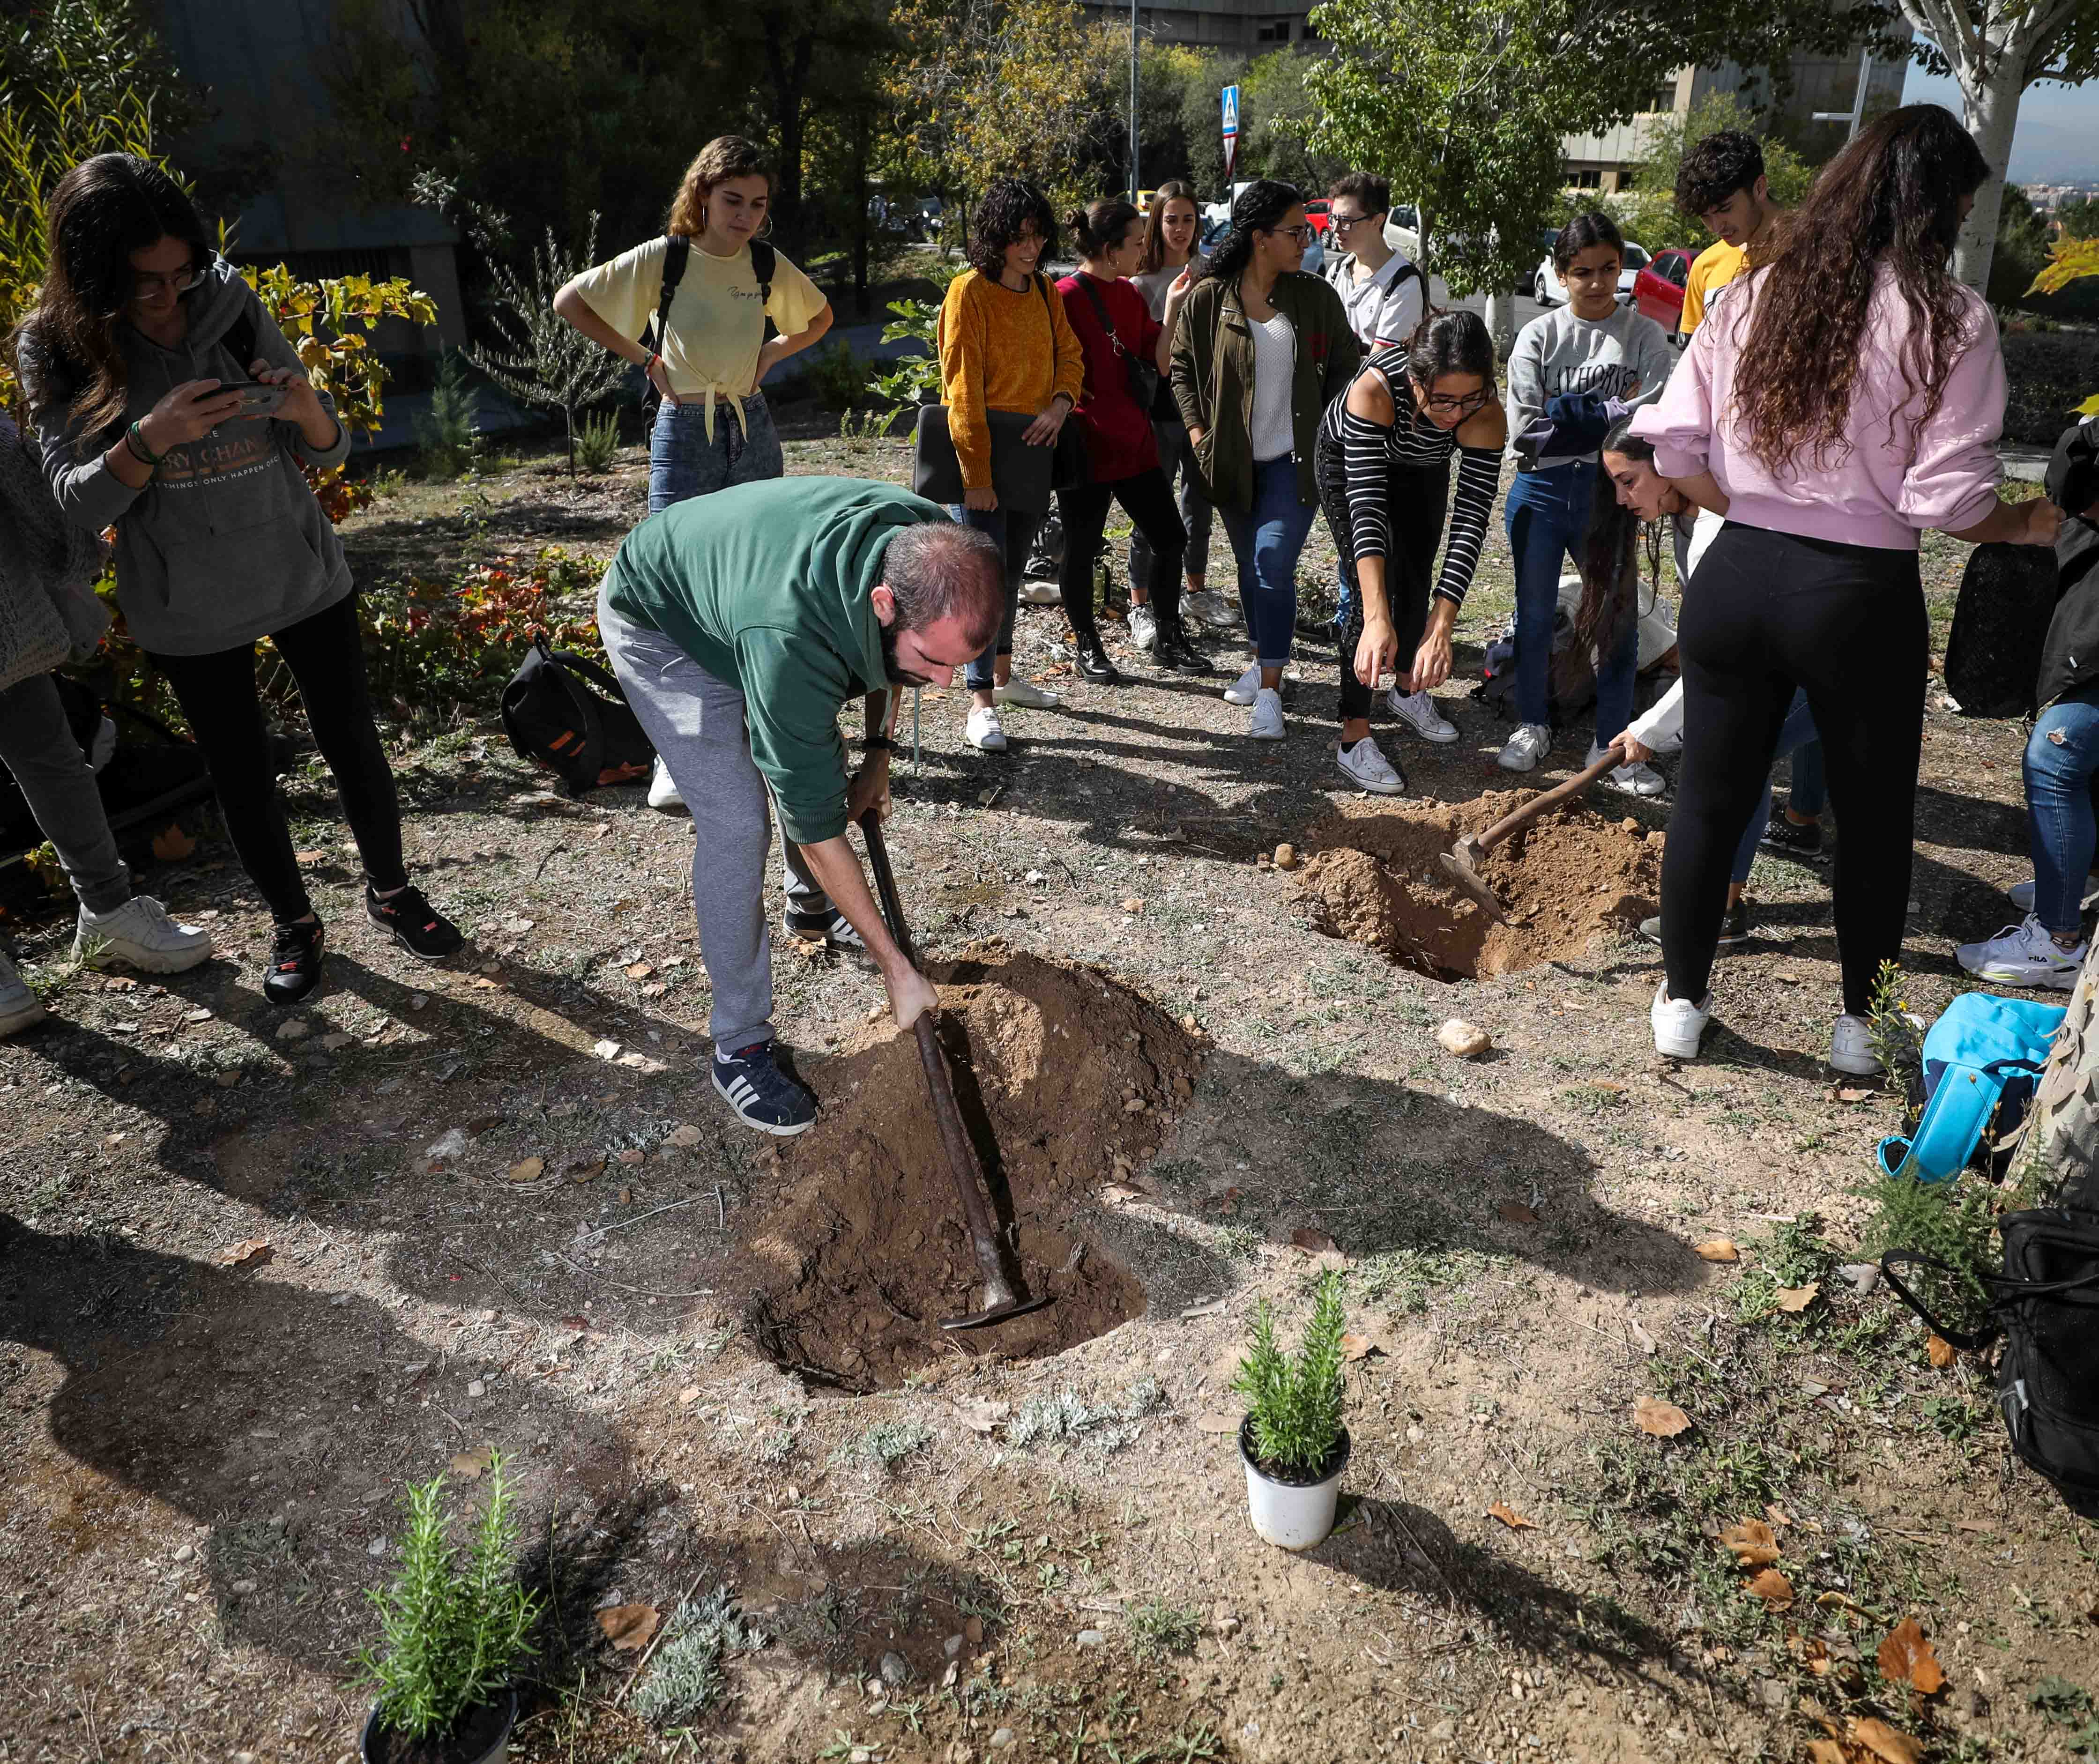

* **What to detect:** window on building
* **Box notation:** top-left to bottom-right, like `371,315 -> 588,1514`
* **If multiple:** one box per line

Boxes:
1255,16 -> 1293,40
1650,84 -> 1676,114
1569,169 -> 1602,190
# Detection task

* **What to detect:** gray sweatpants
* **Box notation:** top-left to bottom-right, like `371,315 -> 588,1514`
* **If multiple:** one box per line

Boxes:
0,672 -> 131,914
598,595 -> 829,1054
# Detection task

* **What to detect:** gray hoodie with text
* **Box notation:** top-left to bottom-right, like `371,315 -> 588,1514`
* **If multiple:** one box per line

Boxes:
22,260 -> 355,657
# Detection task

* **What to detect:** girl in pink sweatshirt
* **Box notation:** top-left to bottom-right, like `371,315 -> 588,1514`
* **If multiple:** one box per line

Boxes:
1627,105 -> 2059,1074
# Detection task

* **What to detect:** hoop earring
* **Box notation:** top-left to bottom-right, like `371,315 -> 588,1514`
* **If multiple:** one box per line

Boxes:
756,215 -> 774,241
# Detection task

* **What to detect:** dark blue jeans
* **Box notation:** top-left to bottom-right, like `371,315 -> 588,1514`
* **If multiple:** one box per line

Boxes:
1731,689 -> 1819,885
949,503 -> 1043,691
2025,683 -> 2099,933
1218,456 -> 1317,668
648,395 -> 782,514
1505,460 -> 1636,741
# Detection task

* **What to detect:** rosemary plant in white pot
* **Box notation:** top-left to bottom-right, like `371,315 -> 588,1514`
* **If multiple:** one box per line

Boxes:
356,1452 -> 542,1764
1232,1268 -> 1350,1549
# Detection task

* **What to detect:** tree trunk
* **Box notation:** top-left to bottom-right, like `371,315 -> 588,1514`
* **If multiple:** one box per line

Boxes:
1954,58 -> 2025,296
762,20 -> 818,258
851,106 -> 871,319
564,405 -> 577,478
1483,290 -> 1517,360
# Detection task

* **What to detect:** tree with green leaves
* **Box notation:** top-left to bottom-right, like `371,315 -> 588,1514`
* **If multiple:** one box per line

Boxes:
2055,192 -> 2099,239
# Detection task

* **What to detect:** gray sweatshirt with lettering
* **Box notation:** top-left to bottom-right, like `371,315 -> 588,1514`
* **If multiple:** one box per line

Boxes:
22,260 -> 354,656
1504,302 -> 1674,473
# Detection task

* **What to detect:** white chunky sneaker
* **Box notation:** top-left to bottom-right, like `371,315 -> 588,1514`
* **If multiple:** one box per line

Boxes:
1222,662 -> 1263,707
965,705 -> 1008,751
1651,983 -> 1711,1059
0,949 -> 46,1036
1337,736 -> 1405,794
73,896 -> 213,974
2008,876 -> 2099,914
1185,590 -> 1236,629
646,756 -> 687,814
1386,686 -> 1458,743
994,679 -> 1062,709
1128,604 -> 1158,652
1830,1015 -> 1883,1075
1018,578 -> 1062,605
1957,914 -> 2087,990
1588,741 -> 1667,798
1498,722 -> 1551,772
1249,687 -> 1285,741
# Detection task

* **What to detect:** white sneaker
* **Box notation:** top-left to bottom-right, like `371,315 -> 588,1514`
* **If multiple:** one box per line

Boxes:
646,756 -> 687,814
1337,736 -> 1405,794
965,706 -> 1008,751
2009,877 -> 2099,914
1651,983 -> 1711,1059
73,895 -> 214,974
1249,688 -> 1285,741
1587,741 -> 1666,798
1019,579 -> 1062,606
1185,590 -> 1236,629
1830,1015 -> 1883,1075
0,949 -> 46,1036
1128,605 -> 1158,652
994,679 -> 1062,709
1957,914 -> 2087,990
1223,662 -> 1263,707
1386,687 -> 1458,743
1498,723 -> 1551,772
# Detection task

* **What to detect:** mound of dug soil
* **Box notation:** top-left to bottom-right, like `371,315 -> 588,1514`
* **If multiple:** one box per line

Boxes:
1296,792 -> 1660,979
745,947 -> 1203,1390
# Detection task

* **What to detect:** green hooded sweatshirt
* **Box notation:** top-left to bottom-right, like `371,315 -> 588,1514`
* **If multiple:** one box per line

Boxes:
602,475 -> 945,845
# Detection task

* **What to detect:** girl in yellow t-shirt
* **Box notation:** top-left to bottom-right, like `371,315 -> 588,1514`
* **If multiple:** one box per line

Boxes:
554,135 -> 832,513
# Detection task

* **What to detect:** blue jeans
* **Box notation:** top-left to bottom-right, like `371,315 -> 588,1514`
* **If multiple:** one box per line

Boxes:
2025,684 -> 2099,932
1787,740 -> 1827,819
1731,689 -> 1819,885
648,395 -> 782,514
1218,456 -> 1317,668
1505,461 -> 1636,740
949,504 -> 1043,691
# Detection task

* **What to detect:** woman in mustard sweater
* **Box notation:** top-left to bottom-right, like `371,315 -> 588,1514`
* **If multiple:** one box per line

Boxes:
937,178 -> 1087,753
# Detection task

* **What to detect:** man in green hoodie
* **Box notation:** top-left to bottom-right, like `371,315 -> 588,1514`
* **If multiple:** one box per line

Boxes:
598,475 -> 1002,1135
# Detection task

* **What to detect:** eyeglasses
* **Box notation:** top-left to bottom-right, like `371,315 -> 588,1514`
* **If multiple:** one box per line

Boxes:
1416,385 -> 1492,416
131,260 -> 203,299
1330,211 -> 1385,234
1270,224 -> 1315,244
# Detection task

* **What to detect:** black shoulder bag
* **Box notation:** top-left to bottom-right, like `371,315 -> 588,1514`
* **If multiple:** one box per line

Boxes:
1072,273 -> 1159,412
500,635 -> 655,798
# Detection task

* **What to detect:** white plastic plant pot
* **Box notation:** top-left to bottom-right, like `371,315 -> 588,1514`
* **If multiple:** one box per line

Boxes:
1239,1417 -> 1351,1550
361,1690 -> 518,1764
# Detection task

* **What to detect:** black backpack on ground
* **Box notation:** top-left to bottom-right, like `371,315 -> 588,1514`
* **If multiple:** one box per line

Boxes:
1943,541 -> 2061,719
639,236 -> 775,424
499,636 -> 654,797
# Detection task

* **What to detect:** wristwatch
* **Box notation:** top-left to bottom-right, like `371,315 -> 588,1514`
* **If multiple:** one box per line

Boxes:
863,735 -> 895,753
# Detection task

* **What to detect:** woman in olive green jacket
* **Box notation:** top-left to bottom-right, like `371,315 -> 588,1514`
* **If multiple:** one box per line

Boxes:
1170,180 -> 1359,741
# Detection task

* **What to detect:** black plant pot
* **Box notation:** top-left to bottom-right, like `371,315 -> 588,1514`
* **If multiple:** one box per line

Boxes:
360,1689 -> 518,1764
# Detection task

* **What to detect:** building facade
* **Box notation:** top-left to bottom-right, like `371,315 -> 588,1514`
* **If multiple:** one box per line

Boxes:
1077,0 -> 1317,51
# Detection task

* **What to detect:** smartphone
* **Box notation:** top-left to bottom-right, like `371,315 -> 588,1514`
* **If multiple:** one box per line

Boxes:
232,383 -> 289,416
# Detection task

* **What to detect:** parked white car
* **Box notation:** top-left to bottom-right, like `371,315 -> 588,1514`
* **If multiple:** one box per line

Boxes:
1533,239 -> 1649,307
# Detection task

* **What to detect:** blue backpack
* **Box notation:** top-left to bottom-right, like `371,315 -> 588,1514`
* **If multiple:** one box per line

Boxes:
1875,992 -> 2067,1184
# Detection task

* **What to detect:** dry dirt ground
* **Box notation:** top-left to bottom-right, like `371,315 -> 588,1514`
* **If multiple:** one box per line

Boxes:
3,411 -> 2096,1764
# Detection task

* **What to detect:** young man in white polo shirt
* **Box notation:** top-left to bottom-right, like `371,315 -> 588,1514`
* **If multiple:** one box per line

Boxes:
1323,172 -> 1425,352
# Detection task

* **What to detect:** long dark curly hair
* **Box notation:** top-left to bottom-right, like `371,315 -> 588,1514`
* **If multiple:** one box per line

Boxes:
966,178 -> 1057,282
1200,179 -> 1302,289
15,153 -> 214,437
1572,416 -> 1663,667
1729,105 -> 1988,475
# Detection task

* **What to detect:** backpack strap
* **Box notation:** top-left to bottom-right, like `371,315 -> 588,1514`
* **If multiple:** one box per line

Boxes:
750,239 -> 775,306
646,235 -> 691,351
223,308 -> 259,375
1879,1251 -> 2002,1350
543,646 -> 632,704
1873,1054 -> 2051,1183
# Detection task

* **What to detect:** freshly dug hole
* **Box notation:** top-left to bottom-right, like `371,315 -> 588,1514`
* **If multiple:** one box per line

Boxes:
744,948 -> 1203,1390
1296,791 -> 1659,980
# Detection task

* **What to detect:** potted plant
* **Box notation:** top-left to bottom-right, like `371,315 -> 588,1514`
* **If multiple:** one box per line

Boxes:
1232,1268 -> 1350,1549
357,1451 -> 543,1764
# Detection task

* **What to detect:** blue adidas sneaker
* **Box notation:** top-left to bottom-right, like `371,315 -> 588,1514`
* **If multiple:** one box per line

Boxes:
711,1038 -> 818,1136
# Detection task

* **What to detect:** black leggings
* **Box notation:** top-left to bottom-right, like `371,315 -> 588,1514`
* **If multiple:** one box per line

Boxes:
149,591 -> 406,925
1057,468 -> 1186,645
1315,432 -> 1447,724
1660,522 -> 1925,1015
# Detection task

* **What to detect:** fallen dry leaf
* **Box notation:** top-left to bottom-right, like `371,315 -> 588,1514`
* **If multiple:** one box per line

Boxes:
1628,1318 -> 1658,1356
667,1125 -> 703,1149
151,823 -> 197,861
1747,1568 -> 1795,1604
1835,1086 -> 1874,1104
1876,1617 -> 1946,1695
1719,1519 -> 1780,1567
292,848 -> 324,865
1694,1239 -> 1740,1263
506,1156 -> 545,1183
641,981 -> 669,998
617,1148 -> 645,1166
953,1396 -> 1009,1435
1288,1227 -> 1339,1255
1195,1413 -> 1240,1434
1100,1184 -> 1143,1206
216,1238 -> 271,1267
1807,1742 -> 1847,1764
597,1604 -> 659,1652
1774,1283 -> 1820,1313
1765,1503 -> 1795,1529
1634,1397 -> 1691,1438
1120,897 -> 1145,914
677,1385 -> 700,1405
1926,1334 -> 1956,1369
451,1444 -> 496,1480
1849,1717 -> 1925,1764
1496,1201 -> 1540,1224
1486,1502 -> 1535,1530
1339,1332 -> 1382,1362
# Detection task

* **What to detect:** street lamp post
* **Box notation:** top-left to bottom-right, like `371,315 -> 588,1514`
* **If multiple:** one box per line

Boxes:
1129,0 -> 1140,204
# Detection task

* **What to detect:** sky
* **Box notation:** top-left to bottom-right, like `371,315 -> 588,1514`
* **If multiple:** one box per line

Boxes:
1902,66 -> 2099,184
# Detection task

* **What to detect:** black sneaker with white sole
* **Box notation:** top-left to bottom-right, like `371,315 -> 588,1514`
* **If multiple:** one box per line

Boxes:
1637,899 -> 1750,949
367,884 -> 465,961
1758,814 -> 1824,858
711,1038 -> 817,1135
785,904 -> 871,966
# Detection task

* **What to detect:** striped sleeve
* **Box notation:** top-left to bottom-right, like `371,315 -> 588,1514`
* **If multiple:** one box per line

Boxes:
1434,444 -> 1501,606
1338,404 -> 1394,564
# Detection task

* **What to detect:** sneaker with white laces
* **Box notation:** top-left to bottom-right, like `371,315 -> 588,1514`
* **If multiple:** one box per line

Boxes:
0,948 -> 47,1036
1249,687 -> 1286,741
711,1038 -> 817,1136
1337,736 -> 1405,794
965,705 -> 1008,751
1185,589 -> 1237,629
647,756 -> 687,815
1018,578 -> 1062,605
1128,604 -> 1158,652
1386,686 -> 1458,743
73,895 -> 213,973
994,679 -> 1062,709
1651,983 -> 1711,1059
1222,662 -> 1263,707
1498,723 -> 1551,772
1957,914 -> 2087,990
1830,1015 -> 1883,1075
2008,876 -> 2099,914
1586,741 -> 1666,798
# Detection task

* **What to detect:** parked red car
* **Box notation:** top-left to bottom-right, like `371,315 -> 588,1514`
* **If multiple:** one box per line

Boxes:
1634,248 -> 1693,336
1305,197 -> 1331,238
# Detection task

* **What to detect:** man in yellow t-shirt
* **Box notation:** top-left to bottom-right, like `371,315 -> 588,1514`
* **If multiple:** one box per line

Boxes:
1673,130 -> 1781,336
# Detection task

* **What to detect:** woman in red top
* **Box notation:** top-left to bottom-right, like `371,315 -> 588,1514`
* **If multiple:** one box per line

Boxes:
1056,200 -> 1206,679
